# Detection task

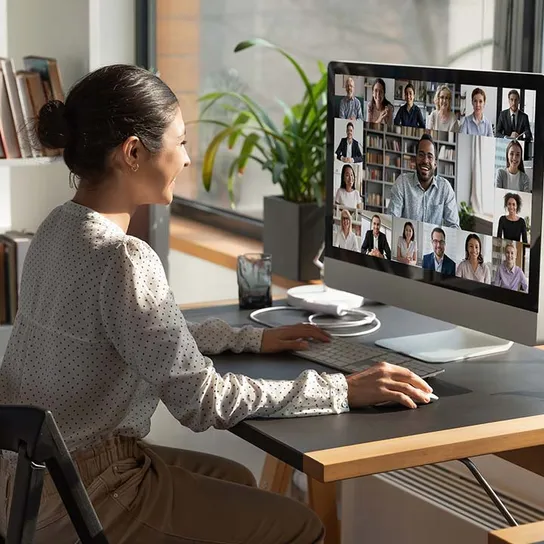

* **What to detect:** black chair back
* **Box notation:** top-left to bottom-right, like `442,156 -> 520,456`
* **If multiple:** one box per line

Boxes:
0,406 -> 108,543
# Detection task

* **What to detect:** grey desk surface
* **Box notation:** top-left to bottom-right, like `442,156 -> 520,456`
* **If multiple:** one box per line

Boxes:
183,301 -> 544,480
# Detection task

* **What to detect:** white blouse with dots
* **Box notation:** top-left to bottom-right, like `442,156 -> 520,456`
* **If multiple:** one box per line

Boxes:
0,201 -> 348,454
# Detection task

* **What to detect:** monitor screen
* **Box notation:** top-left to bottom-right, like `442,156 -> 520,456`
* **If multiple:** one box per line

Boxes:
326,63 -> 544,314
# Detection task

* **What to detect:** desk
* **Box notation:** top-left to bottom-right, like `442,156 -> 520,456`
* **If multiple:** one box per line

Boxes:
183,302 -> 544,543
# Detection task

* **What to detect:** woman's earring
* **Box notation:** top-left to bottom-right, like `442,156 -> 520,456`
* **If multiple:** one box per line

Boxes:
132,164 -> 140,172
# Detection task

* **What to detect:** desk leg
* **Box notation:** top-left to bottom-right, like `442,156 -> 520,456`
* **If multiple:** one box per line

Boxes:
259,454 -> 294,494
308,477 -> 340,544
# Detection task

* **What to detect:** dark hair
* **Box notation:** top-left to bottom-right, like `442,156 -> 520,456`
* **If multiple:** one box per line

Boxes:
417,133 -> 436,155
404,83 -> 414,94
340,164 -> 355,189
371,214 -> 381,225
504,192 -> 522,211
403,221 -> 415,241
508,89 -> 520,100
465,233 -> 483,264
505,140 -> 525,172
371,78 -> 392,109
346,122 -> 354,130
37,64 -> 179,184
471,87 -> 486,102
431,227 -> 446,241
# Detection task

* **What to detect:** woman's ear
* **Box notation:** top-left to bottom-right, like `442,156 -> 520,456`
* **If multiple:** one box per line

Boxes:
121,136 -> 142,171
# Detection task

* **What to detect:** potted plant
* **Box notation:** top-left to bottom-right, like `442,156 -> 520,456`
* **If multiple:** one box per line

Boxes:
197,38 -> 327,281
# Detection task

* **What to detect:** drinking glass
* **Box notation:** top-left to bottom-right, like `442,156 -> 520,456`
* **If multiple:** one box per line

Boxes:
237,253 -> 272,309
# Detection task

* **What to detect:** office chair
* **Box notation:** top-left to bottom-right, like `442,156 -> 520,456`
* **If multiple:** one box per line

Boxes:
0,405 -> 108,544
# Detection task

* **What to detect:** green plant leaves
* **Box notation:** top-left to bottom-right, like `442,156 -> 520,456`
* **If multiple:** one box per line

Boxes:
197,39 -> 327,205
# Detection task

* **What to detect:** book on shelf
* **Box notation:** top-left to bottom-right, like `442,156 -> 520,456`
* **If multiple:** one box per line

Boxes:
23,56 -> 64,103
0,58 -> 33,158
0,231 -> 33,325
0,55 -> 64,160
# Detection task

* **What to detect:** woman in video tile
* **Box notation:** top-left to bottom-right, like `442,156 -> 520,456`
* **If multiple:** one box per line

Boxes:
456,233 -> 491,284
497,192 -> 528,243
335,164 -> 362,209
366,78 -> 394,125
495,140 -> 531,193
426,84 -> 459,132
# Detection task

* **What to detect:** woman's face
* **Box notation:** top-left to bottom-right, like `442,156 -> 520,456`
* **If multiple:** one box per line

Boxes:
508,145 -> 522,171
344,168 -> 354,190
507,198 -> 518,215
133,106 -> 190,205
438,90 -> 451,111
505,246 -> 516,266
342,215 -> 350,232
405,88 -> 414,106
404,224 -> 413,240
467,238 -> 480,260
373,82 -> 384,106
472,93 -> 485,115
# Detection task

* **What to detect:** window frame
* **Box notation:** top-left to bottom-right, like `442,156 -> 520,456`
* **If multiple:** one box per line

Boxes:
138,0 -> 544,239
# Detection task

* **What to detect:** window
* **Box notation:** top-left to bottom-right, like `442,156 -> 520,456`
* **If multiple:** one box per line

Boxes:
155,0 -> 499,222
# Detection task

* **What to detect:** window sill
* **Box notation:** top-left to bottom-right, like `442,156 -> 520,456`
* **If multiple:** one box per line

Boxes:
169,216 -> 318,290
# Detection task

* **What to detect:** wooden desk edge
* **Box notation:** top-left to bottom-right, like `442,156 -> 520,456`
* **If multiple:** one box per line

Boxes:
489,520 -> 544,544
302,414 -> 544,482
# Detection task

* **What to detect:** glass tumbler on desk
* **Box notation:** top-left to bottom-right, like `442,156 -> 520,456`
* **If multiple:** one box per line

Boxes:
237,253 -> 272,309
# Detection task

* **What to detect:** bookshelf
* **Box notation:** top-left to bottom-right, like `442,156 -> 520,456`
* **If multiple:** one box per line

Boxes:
364,124 -> 457,213
0,1 -> 168,357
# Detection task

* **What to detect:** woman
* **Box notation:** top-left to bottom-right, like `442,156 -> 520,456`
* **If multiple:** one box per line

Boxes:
459,88 -> 493,137
366,78 -> 394,125
393,82 -> 425,128
495,140 -> 531,193
493,243 -> 528,292
0,65 -> 431,544
426,84 -> 459,132
396,221 -> 417,265
334,209 -> 359,251
335,163 -> 361,208
456,233 -> 491,284
497,192 -> 528,243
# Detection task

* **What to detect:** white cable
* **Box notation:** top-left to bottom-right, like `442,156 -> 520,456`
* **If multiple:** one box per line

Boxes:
248,306 -> 381,338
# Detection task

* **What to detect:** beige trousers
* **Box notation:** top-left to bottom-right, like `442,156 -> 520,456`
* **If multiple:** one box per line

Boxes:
0,436 -> 323,543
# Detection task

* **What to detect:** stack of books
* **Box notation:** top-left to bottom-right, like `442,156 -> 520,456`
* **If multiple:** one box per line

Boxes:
0,56 -> 64,159
0,231 -> 33,325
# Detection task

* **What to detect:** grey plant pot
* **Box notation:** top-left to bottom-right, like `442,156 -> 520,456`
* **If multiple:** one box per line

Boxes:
263,195 -> 325,282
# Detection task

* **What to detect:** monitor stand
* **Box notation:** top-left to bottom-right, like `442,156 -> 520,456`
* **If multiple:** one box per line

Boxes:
375,326 -> 513,363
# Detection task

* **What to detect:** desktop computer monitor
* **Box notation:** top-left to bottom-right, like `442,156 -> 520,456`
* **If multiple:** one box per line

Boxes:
324,62 -> 544,357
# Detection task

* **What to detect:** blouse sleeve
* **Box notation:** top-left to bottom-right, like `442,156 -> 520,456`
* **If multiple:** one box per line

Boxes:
98,238 -> 349,432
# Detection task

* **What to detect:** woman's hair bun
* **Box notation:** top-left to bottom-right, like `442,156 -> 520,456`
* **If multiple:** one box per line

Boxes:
37,100 -> 70,149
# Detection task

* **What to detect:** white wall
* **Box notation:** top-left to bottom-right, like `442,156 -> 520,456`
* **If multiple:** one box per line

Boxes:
89,0 -> 136,70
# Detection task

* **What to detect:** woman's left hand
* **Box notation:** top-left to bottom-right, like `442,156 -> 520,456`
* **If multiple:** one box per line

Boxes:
261,324 -> 331,353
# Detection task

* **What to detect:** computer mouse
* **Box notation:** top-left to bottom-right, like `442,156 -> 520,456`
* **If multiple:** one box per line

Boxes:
375,392 -> 439,408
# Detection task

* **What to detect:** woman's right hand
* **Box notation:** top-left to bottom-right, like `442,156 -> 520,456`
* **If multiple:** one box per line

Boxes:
346,362 -> 433,409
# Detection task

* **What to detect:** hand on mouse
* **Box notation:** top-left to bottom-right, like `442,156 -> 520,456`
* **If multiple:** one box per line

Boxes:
260,324 -> 331,353
346,362 -> 433,409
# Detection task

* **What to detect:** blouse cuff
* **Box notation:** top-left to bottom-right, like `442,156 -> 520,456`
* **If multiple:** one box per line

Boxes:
244,326 -> 264,353
328,373 -> 350,414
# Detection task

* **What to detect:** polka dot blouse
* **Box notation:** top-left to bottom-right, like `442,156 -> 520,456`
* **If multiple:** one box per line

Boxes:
0,201 -> 348,454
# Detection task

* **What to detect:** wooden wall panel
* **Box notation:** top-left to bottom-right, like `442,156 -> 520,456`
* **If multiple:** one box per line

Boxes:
156,0 -> 200,198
